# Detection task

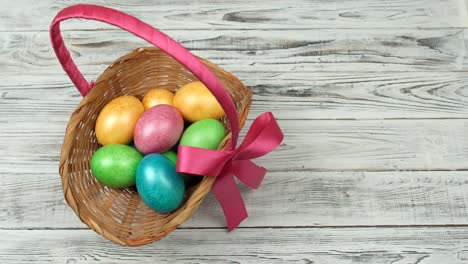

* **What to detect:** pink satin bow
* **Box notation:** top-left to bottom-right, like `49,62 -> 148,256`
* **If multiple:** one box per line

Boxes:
177,112 -> 283,230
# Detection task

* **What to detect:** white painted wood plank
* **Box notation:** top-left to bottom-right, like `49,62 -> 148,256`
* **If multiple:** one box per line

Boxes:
3,118 -> 468,173
3,166 -> 468,228
1,28 -> 468,75
250,119 -> 468,171
246,71 -> 468,119
4,71 -> 468,120
2,228 -> 468,263
2,0 -> 467,31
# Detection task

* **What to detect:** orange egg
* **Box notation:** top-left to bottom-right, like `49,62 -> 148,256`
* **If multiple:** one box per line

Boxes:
95,96 -> 144,145
142,88 -> 175,110
173,81 -> 225,122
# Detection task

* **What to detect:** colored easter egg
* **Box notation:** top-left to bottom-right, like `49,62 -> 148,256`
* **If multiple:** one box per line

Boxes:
162,150 -> 178,164
90,144 -> 143,188
136,154 -> 185,213
142,88 -> 175,110
134,105 -> 184,154
180,119 -> 226,150
95,96 -> 144,145
173,81 -> 225,122
163,150 -> 191,185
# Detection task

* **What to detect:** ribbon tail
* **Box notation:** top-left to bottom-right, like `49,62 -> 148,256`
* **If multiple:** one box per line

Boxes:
213,163 -> 248,231
232,160 -> 267,189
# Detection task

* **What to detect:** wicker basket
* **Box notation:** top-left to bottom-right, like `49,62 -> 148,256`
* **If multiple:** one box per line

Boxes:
51,5 -> 252,246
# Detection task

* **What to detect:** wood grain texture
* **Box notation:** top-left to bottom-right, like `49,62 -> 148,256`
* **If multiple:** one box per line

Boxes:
2,28 -> 468,75
2,228 -> 468,263
4,71 -> 468,120
3,117 -> 468,172
1,0 -> 467,31
2,170 -> 468,229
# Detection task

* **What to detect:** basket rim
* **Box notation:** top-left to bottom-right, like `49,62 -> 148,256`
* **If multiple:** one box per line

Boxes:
58,47 -> 253,246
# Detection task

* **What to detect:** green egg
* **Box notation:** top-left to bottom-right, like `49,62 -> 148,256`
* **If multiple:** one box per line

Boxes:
91,144 -> 143,188
179,119 -> 226,150
163,150 -> 192,185
162,150 -> 178,164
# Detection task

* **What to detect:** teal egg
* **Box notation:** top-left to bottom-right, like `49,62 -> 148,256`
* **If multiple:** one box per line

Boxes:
179,119 -> 226,150
90,144 -> 143,188
162,150 -> 192,185
136,154 -> 185,213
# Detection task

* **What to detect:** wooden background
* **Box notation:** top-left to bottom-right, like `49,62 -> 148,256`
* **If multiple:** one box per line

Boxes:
2,0 -> 468,263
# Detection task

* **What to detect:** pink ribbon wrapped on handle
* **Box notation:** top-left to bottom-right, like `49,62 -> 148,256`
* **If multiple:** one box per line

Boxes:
50,4 -> 284,231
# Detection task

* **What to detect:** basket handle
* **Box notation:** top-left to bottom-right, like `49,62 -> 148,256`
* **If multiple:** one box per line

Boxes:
50,4 -> 240,147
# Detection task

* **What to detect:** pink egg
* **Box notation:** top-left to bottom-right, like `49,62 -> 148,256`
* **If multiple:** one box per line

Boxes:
134,105 -> 184,154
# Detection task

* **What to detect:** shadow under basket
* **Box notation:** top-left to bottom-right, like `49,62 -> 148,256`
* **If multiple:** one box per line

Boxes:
59,47 -> 252,246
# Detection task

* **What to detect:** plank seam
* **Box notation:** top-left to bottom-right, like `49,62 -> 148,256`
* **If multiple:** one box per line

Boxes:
4,224 -> 468,231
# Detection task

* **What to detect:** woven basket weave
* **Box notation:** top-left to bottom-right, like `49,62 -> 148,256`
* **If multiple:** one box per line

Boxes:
58,47 -> 252,246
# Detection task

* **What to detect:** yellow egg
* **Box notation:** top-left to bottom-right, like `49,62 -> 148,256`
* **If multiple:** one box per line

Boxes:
95,96 -> 144,145
173,81 -> 225,122
142,88 -> 175,110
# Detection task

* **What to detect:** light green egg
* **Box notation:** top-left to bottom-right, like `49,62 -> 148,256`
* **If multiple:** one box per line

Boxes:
179,119 -> 226,150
